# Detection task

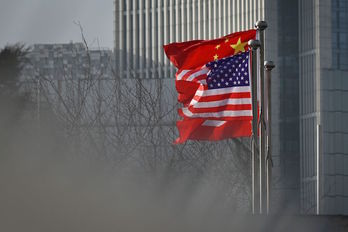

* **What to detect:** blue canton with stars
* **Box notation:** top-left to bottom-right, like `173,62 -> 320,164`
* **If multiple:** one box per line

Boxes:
206,51 -> 250,90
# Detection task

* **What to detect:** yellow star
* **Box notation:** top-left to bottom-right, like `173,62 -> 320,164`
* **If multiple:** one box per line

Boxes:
215,44 -> 221,50
213,54 -> 219,60
224,38 -> 229,43
230,37 -> 248,54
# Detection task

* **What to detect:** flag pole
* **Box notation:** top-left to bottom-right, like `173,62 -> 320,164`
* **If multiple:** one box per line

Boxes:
248,39 -> 261,214
255,21 -> 268,214
264,60 -> 275,214
316,123 -> 322,215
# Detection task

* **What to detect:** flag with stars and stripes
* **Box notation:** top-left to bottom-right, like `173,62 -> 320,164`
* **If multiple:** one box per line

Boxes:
164,30 -> 256,143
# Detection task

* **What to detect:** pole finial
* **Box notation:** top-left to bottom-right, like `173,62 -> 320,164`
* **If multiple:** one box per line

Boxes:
248,40 -> 261,50
264,61 -> 275,71
255,21 -> 268,31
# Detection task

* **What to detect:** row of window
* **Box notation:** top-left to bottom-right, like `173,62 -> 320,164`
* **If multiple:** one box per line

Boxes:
332,1 -> 348,70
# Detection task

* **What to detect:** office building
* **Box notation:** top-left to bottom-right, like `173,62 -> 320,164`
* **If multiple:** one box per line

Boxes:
114,0 -> 348,214
21,42 -> 114,121
299,0 -> 348,214
114,0 -> 264,79
114,0 -> 300,213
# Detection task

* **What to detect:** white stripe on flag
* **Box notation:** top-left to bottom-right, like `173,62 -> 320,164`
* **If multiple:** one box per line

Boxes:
199,80 -> 207,85
191,98 -> 252,108
176,70 -> 190,80
186,68 -> 209,81
196,86 -> 251,96
182,107 -> 252,118
202,120 -> 227,127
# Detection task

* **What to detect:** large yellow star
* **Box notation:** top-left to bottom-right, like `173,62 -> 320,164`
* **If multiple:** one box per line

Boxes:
213,54 -> 219,60
230,38 -> 248,54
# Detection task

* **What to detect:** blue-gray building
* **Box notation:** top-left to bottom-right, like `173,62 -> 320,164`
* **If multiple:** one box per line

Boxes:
299,0 -> 348,214
113,0 -> 348,215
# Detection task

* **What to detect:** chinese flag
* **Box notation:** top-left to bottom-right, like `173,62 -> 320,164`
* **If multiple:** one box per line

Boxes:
163,29 -> 256,71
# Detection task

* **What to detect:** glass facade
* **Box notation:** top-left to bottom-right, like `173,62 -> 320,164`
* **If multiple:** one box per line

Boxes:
299,0 -> 317,214
300,0 -> 348,215
322,0 -> 348,215
114,0 -> 348,215
114,0 -> 264,79
268,0 -> 300,213
332,0 -> 348,70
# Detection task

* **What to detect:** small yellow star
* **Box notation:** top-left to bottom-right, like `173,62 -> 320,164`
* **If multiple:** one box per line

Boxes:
215,44 -> 221,50
224,38 -> 229,43
213,54 -> 219,60
230,37 -> 248,54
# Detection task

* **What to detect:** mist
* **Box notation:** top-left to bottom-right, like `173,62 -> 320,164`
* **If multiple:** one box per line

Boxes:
0,41 -> 347,231
0,108 -> 250,232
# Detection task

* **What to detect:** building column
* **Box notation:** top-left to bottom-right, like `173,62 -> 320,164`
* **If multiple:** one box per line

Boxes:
133,0 -> 138,77
208,0 -> 213,39
152,0 -> 157,78
139,0 -> 144,78
164,0 -> 169,77
181,0 -> 186,41
145,0 -> 151,78
203,0 -> 208,39
126,0 -> 132,78
176,0 -> 181,42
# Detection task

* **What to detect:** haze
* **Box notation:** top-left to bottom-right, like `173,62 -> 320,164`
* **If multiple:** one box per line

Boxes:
0,0 -> 114,48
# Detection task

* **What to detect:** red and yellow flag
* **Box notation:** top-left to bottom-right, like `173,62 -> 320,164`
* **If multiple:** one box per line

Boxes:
163,29 -> 256,71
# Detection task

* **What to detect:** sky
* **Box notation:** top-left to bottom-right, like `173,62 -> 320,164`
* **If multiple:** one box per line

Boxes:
0,0 -> 114,49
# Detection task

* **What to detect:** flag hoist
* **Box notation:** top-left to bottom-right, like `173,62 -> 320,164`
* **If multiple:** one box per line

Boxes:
256,20 -> 267,215
265,60 -> 275,215
163,21 -> 275,215
248,38 -> 261,214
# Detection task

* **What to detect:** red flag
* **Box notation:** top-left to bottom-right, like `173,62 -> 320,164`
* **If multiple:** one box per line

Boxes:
164,30 -> 256,143
163,29 -> 256,71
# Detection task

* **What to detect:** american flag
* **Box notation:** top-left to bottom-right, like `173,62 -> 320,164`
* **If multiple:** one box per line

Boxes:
164,30 -> 255,143
176,51 -> 252,121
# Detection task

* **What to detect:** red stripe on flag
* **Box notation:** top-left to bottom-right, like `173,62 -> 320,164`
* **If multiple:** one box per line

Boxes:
191,92 -> 251,102
188,104 -> 252,113
175,118 -> 252,144
177,108 -> 253,121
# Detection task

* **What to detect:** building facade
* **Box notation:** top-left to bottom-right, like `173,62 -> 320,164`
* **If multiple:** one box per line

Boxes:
267,0 -> 301,213
21,42 -> 114,121
22,42 -> 113,81
114,0 -> 301,213
299,0 -> 348,214
114,0 -> 264,79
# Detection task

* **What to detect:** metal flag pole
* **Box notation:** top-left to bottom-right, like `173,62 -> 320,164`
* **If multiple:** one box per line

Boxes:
316,123 -> 322,215
248,39 -> 261,214
255,20 -> 267,214
264,60 -> 275,214
36,74 -> 41,128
